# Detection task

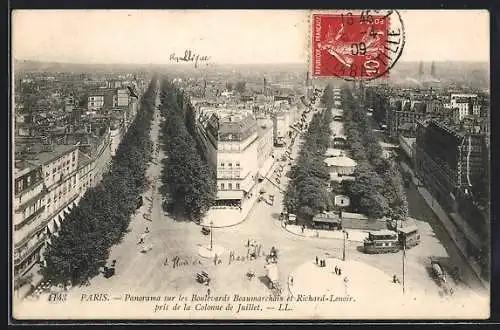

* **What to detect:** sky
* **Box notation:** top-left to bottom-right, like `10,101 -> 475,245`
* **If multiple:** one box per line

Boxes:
12,10 -> 490,65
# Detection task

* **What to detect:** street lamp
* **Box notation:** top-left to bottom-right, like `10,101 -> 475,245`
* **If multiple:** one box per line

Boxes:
210,220 -> 214,251
402,236 -> 406,294
342,229 -> 348,261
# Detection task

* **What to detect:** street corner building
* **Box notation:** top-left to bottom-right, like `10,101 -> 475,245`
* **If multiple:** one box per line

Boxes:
194,108 -> 274,206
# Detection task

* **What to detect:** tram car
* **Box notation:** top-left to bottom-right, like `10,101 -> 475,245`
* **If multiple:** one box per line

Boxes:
363,230 -> 400,254
397,224 -> 421,249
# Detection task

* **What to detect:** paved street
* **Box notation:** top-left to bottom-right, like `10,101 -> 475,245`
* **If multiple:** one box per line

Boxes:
18,94 -> 488,319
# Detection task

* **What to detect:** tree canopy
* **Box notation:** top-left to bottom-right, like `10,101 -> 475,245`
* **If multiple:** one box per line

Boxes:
340,87 -> 408,220
284,90 -> 333,220
158,78 -> 216,222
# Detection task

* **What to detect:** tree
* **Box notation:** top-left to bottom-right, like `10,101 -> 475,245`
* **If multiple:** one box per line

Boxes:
321,84 -> 335,108
159,78 -> 216,222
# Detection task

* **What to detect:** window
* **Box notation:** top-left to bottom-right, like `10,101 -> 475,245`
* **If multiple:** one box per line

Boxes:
220,183 -> 225,190
27,176 -> 31,185
16,181 -> 23,192
220,163 -> 224,167
236,163 -> 240,167
228,183 -> 233,190
236,183 -> 240,190
228,163 -> 232,167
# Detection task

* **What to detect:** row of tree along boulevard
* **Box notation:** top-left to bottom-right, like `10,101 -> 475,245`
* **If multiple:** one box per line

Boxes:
284,84 -> 409,228
158,78 -> 216,223
41,78 -> 158,285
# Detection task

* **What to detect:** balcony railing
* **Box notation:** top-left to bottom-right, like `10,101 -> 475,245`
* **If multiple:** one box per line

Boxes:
14,235 -> 46,266
14,206 -> 46,231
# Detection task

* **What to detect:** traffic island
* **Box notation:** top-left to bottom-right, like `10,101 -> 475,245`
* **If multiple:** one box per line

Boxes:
198,245 -> 225,259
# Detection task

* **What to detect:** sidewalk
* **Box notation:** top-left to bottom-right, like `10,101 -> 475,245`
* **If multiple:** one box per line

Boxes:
403,163 -> 488,289
417,185 -> 488,289
200,159 -> 278,228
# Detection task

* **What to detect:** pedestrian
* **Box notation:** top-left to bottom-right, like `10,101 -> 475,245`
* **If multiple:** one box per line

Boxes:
145,227 -> 149,233
290,276 -> 294,286
316,256 -> 319,265
207,288 -> 211,296
335,266 -> 338,274
338,268 -> 342,276
324,259 -> 327,267
301,225 -> 304,234
164,256 -> 168,266
247,239 -> 250,247
214,254 -> 218,266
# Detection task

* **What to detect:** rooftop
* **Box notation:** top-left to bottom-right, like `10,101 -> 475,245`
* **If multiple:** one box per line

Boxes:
313,212 -> 341,223
207,111 -> 258,142
324,156 -> 357,168
77,150 -> 93,168
16,143 -> 78,166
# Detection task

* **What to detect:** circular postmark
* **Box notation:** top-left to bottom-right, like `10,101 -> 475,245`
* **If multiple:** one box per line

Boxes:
312,9 -> 406,81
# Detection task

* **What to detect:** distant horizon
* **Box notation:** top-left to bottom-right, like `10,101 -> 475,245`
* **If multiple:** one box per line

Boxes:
14,57 -> 490,67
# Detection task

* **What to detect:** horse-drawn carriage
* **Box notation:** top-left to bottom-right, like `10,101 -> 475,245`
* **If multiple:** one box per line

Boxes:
196,271 -> 210,285
201,227 -> 211,235
103,260 -> 117,278
430,259 -> 455,296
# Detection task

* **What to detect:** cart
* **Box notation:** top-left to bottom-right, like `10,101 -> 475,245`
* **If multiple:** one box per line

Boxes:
201,227 -> 211,235
103,266 -> 115,278
246,270 -> 255,280
196,271 -> 210,285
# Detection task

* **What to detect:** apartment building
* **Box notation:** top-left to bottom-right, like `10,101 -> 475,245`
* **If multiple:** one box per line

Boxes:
117,88 -> 130,107
87,93 -> 105,111
13,144 -> 80,292
13,164 -> 46,279
196,108 -> 274,204
415,119 -> 486,211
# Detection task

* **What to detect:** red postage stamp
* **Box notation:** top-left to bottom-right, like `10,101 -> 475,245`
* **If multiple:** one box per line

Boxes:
312,10 -> 405,80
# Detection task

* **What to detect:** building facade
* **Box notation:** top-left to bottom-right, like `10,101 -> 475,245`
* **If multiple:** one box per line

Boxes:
415,119 -> 486,211
13,165 -> 47,278
87,93 -> 105,111
196,109 -> 274,204
13,144 -> 81,293
117,88 -> 130,107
